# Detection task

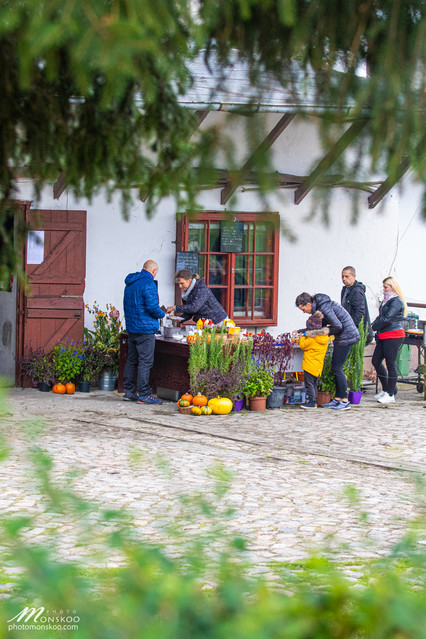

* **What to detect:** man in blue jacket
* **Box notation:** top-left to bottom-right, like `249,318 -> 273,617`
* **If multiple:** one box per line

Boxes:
123,259 -> 165,404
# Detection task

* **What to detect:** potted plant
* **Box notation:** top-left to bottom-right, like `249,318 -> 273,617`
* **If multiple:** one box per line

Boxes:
18,347 -> 56,391
345,319 -> 368,404
78,343 -> 106,392
190,360 -> 248,408
188,336 -> 253,409
51,340 -> 84,385
243,362 -> 274,411
317,349 -> 336,406
84,302 -> 121,389
252,332 -> 293,408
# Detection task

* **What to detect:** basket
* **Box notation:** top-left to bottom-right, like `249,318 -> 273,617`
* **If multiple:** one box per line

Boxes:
178,405 -> 193,415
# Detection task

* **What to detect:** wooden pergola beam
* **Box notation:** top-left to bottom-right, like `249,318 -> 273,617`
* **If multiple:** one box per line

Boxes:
294,118 -> 368,205
53,172 -> 67,199
367,157 -> 410,209
220,113 -> 295,205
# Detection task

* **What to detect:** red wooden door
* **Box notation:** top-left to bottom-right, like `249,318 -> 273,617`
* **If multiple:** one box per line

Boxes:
18,210 -> 87,370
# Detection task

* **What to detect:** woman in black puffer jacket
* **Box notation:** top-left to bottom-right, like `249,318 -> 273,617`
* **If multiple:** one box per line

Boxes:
371,277 -> 407,405
295,292 -> 359,411
166,270 -> 228,326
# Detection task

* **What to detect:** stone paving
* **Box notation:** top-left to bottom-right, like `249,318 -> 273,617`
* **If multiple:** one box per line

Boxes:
0,385 -> 425,578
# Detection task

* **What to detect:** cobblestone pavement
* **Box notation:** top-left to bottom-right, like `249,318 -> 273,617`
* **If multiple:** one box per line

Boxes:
1,385 -> 425,578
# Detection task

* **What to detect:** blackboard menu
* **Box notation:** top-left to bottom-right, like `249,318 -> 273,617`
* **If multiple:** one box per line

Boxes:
176,251 -> 200,274
220,221 -> 244,252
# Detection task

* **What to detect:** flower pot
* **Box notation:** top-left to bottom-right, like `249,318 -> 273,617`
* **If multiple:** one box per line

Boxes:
317,391 -> 333,406
234,398 -> 244,412
37,382 -> 51,392
248,396 -> 267,411
266,386 -> 286,409
99,371 -> 117,391
348,390 -> 363,405
78,380 -> 91,393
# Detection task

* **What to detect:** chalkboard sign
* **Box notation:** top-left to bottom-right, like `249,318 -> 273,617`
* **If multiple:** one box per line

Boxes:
220,221 -> 244,253
176,251 -> 200,274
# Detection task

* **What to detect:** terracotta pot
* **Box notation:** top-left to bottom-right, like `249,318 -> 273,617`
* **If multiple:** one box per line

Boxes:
317,391 -> 333,406
248,396 -> 267,411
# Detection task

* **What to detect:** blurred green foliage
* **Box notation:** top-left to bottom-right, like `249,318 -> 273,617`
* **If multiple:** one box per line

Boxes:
0,385 -> 426,638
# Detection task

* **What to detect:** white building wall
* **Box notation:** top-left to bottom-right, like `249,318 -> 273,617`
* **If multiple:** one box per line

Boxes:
14,115 -> 426,339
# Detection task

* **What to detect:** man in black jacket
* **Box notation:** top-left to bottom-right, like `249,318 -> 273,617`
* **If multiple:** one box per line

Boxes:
341,266 -> 373,344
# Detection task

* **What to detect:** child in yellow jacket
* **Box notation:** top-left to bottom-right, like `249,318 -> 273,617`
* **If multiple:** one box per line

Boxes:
292,311 -> 329,409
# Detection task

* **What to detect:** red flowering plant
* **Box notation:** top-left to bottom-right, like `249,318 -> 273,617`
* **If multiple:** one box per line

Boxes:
252,332 -> 293,387
84,302 -> 122,374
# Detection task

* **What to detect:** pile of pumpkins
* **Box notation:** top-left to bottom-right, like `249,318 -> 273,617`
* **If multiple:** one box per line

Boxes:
52,382 -> 75,395
177,393 -> 233,416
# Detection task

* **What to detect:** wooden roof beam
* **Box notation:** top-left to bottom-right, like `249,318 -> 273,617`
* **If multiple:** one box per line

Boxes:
294,118 -> 368,205
220,113 -> 295,205
53,172 -> 67,199
367,157 -> 410,208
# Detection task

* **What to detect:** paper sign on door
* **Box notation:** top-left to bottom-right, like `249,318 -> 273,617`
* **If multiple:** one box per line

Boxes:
26,230 -> 45,265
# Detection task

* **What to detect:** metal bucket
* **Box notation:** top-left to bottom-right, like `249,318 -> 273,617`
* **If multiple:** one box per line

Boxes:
99,371 -> 117,391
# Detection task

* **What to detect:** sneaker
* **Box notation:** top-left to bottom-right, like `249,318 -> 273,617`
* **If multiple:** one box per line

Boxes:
137,394 -> 163,405
378,392 -> 395,404
330,400 -> 351,411
320,399 -> 339,408
123,392 -> 140,401
375,390 -> 386,400
300,402 -> 317,410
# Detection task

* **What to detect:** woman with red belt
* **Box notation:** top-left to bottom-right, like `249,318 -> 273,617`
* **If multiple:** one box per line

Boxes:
371,277 -> 407,405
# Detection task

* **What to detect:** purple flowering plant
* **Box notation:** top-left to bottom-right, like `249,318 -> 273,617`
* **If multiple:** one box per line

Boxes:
252,332 -> 293,386
190,361 -> 248,403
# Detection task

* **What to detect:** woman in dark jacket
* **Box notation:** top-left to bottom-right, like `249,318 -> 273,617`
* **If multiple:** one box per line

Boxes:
166,270 -> 227,325
295,292 -> 359,411
371,277 -> 407,405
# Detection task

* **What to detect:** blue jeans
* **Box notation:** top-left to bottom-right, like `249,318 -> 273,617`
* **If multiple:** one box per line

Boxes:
331,343 -> 353,399
123,333 -> 156,397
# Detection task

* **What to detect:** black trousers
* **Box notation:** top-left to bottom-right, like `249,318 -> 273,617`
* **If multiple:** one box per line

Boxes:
304,371 -> 318,404
372,337 -> 404,397
123,333 -> 156,397
331,343 -> 353,399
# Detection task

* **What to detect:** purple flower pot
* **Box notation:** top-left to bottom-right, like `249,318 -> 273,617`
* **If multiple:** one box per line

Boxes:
234,398 -> 244,412
348,390 -> 363,405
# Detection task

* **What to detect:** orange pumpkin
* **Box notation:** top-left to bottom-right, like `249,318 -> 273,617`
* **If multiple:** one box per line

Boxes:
53,383 -> 66,394
65,382 -> 75,395
192,393 -> 208,407
180,393 -> 193,404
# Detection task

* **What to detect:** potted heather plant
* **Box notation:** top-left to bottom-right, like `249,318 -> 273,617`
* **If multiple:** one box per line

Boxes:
18,347 -> 56,391
252,332 -> 293,409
